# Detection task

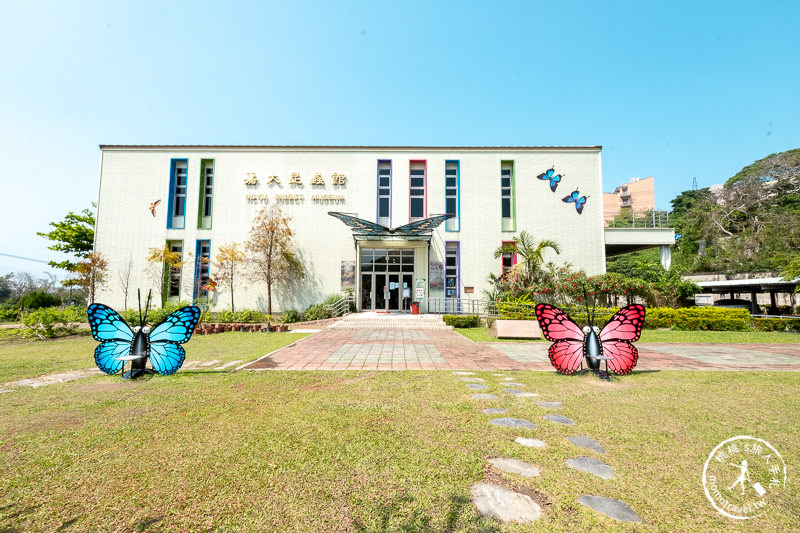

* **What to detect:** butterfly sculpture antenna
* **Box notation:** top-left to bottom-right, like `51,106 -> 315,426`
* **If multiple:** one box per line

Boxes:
143,290 -> 152,325
137,288 -> 143,327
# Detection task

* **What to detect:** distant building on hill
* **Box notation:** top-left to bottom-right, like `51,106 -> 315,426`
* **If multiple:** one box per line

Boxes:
603,176 -> 655,223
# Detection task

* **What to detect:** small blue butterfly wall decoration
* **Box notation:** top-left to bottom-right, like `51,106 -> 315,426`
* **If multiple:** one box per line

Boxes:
87,291 -> 200,379
562,189 -> 588,215
537,167 -> 563,192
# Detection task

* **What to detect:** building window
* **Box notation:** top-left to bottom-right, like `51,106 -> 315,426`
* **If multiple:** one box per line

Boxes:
168,159 -> 188,229
409,161 -> 426,222
198,160 -> 213,229
377,160 -> 391,226
501,241 -> 516,274
194,240 -> 211,300
167,240 -> 183,300
445,160 -> 459,231
445,242 -> 459,299
501,161 -> 515,232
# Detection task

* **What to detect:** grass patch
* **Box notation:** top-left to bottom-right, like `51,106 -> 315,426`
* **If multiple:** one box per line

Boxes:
1,368 -> 798,531
0,331 -> 309,384
455,327 -> 800,344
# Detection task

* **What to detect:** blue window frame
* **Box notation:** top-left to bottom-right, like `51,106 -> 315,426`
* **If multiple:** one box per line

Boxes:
167,159 -> 188,229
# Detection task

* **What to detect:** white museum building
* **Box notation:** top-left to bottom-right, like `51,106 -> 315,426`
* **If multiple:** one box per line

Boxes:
94,145 -> 673,313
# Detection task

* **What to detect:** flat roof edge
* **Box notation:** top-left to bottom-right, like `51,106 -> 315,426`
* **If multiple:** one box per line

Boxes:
99,144 -> 603,151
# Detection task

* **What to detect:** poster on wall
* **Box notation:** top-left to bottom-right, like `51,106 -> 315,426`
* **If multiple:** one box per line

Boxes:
430,262 -> 444,288
341,261 -> 355,289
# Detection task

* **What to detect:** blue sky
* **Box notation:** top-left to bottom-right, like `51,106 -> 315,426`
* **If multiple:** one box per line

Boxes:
2,0 -> 798,280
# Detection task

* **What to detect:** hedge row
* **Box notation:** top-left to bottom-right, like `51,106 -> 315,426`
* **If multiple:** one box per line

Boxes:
644,307 -> 752,331
443,314 -> 482,328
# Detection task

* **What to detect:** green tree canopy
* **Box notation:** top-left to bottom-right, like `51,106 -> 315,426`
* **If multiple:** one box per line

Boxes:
37,204 -> 95,271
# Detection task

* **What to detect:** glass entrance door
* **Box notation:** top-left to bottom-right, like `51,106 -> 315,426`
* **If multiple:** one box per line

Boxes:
360,248 -> 416,311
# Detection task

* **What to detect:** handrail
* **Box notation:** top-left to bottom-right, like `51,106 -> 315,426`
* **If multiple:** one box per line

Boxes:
325,296 -> 355,318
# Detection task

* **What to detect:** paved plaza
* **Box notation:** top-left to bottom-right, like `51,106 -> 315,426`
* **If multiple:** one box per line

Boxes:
243,314 -> 800,371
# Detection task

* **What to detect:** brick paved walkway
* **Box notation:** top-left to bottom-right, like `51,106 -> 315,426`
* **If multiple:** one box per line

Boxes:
242,327 -> 800,371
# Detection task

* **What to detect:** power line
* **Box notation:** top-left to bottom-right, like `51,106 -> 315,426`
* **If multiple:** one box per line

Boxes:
0,252 -> 51,264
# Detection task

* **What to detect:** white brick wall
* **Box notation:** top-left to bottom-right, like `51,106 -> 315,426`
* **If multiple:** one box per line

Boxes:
95,146 -> 605,312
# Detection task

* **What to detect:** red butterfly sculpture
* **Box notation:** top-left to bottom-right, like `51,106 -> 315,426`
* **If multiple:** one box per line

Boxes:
535,303 -> 646,376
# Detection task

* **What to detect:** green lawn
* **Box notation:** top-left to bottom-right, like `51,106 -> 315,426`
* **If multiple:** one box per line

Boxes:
455,327 -> 800,344
1,334 -> 799,531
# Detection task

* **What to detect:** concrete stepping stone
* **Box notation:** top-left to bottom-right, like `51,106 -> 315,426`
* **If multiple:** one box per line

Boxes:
0,389 -> 14,394
502,377 -> 515,381
214,360 -> 242,370
578,495 -> 641,522
568,436 -> 606,453
505,388 -> 538,397
466,383 -> 488,390
472,394 -> 498,400
491,418 -> 536,430
488,457 -> 540,477
470,483 -> 542,523
544,414 -> 574,425
200,359 -> 221,367
460,377 -> 486,382
515,437 -> 546,448
504,382 -> 525,387
566,457 -> 615,479
453,371 -> 476,375
483,408 -> 508,414
536,401 -> 562,409
491,374 -> 507,377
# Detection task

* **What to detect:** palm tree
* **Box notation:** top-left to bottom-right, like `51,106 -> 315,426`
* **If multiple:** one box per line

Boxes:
493,231 -> 561,283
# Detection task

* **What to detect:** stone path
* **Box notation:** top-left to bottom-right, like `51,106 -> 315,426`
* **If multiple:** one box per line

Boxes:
460,371 -> 644,524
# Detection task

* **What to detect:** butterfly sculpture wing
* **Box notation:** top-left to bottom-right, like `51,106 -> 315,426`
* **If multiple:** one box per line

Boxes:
87,303 -> 134,375
535,303 -> 586,374
598,304 -> 646,374
537,168 -> 562,192
575,196 -> 587,214
147,306 -> 201,375
549,174 -> 561,192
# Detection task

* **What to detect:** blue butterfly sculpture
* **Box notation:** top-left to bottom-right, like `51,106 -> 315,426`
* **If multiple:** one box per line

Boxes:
537,167 -> 563,192
562,189 -> 588,214
87,292 -> 200,379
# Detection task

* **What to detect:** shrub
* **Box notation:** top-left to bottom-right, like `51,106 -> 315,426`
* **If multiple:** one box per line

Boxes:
754,318 -> 800,332
303,303 -> 331,322
281,309 -> 303,323
19,291 -> 61,310
645,307 -> 751,331
120,301 -> 194,327
443,314 -> 481,328
22,306 -> 83,339
0,306 -> 19,323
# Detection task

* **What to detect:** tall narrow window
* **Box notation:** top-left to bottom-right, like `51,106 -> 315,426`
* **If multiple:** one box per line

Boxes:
194,240 -> 211,300
377,160 -> 391,226
167,241 -> 183,300
501,161 -> 515,232
501,241 -> 517,274
409,161 -> 426,222
198,160 -> 214,229
445,242 -> 459,299
445,160 -> 459,231
168,159 -> 188,229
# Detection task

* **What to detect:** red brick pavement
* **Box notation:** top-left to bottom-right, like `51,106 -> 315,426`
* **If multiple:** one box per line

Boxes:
242,329 -> 800,371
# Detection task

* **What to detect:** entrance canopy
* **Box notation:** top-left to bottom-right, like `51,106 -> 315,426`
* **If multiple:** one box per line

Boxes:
328,212 -> 453,242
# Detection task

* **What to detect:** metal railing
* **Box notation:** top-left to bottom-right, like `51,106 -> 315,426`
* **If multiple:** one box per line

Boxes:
427,297 -> 618,322
605,209 -> 671,228
325,296 -> 355,317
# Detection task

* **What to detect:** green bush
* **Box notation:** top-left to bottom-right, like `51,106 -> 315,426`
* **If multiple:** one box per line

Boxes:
281,309 -> 303,323
22,306 -> 83,339
20,291 -> 61,310
754,318 -> 800,332
120,301 -> 194,327
443,314 -> 482,328
645,307 -> 751,331
0,306 -> 19,323
303,303 -> 331,322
